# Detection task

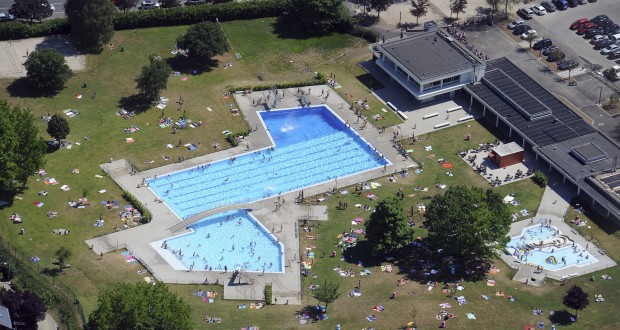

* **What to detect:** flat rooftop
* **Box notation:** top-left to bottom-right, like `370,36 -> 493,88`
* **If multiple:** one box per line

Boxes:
376,31 -> 481,81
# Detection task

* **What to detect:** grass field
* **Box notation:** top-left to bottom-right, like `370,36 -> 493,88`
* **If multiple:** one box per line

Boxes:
0,17 -> 619,329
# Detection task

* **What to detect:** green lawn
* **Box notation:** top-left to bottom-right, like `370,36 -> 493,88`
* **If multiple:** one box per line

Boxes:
0,17 -> 618,330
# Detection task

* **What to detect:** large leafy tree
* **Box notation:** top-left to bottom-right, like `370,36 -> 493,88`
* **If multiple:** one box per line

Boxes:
9,0 -> 53,22
0,101 -> 46,192
313,281 -> 341,309
115,0 -> 139,12
424,186 -> 511,270
410,0 -> 429,25
450,0 -> 467,19
176,22 -> 229,67
563,285 -> 589,317
1,290 -> 47,328
369,0 -> 390,18
486,0 -> 520,14
135,55 -> 172,104
24,48 -> 73,94
65,0 -> 116,52
86,282 -> 192,330
281,0 -> 351,35
365,196 -> 415,255
47,114 -> 70,142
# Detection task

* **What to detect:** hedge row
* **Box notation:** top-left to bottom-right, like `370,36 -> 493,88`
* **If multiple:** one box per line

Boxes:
0,0 -> 284,41
228,75 -> 328,93
121,191 -> 153,223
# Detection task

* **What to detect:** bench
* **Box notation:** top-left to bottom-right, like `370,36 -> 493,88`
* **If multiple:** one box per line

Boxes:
396,110 -> 408,120
434,122 -> 450,129
423,112 -> 439,120
386,102 -> 398,112
447,106 -> 463,113
457,115 -> 474,122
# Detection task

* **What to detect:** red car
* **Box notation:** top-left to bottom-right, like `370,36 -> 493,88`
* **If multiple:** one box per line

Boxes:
577,22 -> 597,35
570,18 -> 589,30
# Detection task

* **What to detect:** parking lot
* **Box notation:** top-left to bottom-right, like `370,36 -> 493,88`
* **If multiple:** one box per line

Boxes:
519,1 -> 620,70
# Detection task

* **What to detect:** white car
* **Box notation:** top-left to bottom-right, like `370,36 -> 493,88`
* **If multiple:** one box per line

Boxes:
601,44 -> 620,55
139,0 -> 160,9
590,35 -> 606,44
521,30 -> 538,39
507,19 -> 525,29
531,4 -> 546,15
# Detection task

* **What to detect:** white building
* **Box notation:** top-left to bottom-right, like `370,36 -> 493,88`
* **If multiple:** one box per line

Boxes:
371,31 -> 485,103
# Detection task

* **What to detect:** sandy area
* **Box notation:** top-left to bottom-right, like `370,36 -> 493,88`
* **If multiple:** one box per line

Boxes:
0,36 -> 86,78
351,0 -> 494,31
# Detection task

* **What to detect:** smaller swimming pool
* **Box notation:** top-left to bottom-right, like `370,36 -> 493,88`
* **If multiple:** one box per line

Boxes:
151,209 -> 283,273
506,225 -> 598,271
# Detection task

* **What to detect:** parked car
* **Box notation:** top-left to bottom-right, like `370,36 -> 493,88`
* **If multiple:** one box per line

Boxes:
513,25 -> 531,35
584,29 -> 603,39
139,0 -> 160,10
0,13 -> 14,22
591,15 -> 609,26
603,24 -> 620,36
507,19 -> 525,30
541,1 -> 557,12
601,44 -> 620,55
566,0 -> 579,7
577,22 -> 597,35
521,30 -> 538,40
557,60 -> 579,71
609,49 -> 620,60
185,0 -> 206,5
547,50 -> 564,62
590,35 -> 606,44
533,38 -> 553,50
542,45 -> 559,56
570,18 -> 589,30
597,19 -> 614,29
595,39 -> 614,50
531,4 -> 546,15
518,8 -> 535,19
577,0 -> 587,4
553,0 -> 569,10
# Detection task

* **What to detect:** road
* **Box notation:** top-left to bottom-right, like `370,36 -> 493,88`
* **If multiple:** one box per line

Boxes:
0,0 -> 66,18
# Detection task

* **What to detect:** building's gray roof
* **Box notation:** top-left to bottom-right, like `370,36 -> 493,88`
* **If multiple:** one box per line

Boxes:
577,178 -> 620,220
377,31 -> 480,81
0,305 -> 12,329
536,132 -> 620,181
492,142 -> 523,157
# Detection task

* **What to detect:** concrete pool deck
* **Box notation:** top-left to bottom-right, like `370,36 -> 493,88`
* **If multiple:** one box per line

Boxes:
86,85 -> 423,304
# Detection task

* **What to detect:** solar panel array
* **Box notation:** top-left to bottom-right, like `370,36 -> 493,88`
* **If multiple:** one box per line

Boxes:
601,173 -> 620,189
467,58 -> 595,146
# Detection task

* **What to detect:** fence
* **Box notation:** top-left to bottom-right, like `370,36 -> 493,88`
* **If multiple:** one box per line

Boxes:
0,234 -> 86,326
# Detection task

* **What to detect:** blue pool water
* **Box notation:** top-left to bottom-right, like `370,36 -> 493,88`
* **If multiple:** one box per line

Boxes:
148,106 -> 389,219
506,225 -> 598,271
154,209 -> 283,272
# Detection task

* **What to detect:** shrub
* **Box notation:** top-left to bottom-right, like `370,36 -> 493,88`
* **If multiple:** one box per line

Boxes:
0,18 -> 70,41
350,25 -> 378,43
264,284 -> 272,304
532,170 -> 548,188
121,191 -> 153,223
228,75 -> 328,93
225,129 -> 251,147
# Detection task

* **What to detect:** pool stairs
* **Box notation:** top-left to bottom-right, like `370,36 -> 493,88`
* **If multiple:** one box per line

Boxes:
167,202 -> 264,233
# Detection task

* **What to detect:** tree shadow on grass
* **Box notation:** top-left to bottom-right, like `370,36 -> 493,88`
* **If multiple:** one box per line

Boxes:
41,267 -> 60,277
356,73 -> 385,91
342,240 -> 384,268
166,56 -> 218,74
296,305 -> 321,323
549,309 -> 576,326
271,20 -> 329,41
118,94 -> 152,114
6,78 -> 53,98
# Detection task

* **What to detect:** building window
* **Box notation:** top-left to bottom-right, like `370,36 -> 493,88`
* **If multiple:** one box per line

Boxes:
409,78 -> 420,89
442,75 -> 460,85
385,57 -> 396,69
422,80 -> 441,91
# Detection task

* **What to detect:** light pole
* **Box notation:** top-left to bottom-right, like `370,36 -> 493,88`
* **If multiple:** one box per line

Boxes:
599,86 -> 603,106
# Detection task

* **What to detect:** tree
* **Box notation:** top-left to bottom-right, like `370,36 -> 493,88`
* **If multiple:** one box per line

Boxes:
54,246 -> 72,272
9,0 -> 53,22
1,290 -> 47,328
24,48 -> 73,94
563,285 -> 589,317
312,281 -> 340,309
550,48 -> 566,63
47,114 -> 70,142
410,0 -> 429,25
135,55 -> 172,104
176,22 -> 230,67
115,0 -> 139,12
281,0 -> 352,35
365,196 -> 415,255
486,0 -> 519,14
0,101 -> 46,192
524,33 -> 539,50
424,186 -> 511,272
161,0 -> 182,8
369,0 -> 390,18
450,0 -> 467,19
65,0 -> 116,52
86,282 -> 192,330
